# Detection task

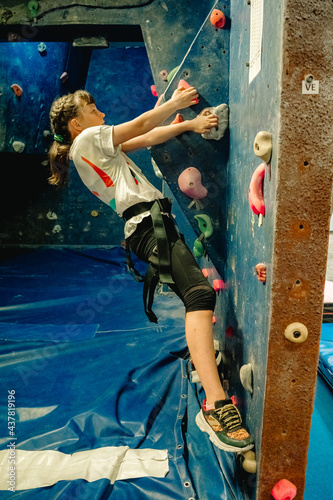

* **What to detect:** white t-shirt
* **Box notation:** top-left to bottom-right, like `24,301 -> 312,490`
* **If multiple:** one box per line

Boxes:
69,125 -> 163,238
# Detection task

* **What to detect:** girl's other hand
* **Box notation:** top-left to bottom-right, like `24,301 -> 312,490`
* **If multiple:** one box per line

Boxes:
190,112 -> 219,134
170,86 -> 199,109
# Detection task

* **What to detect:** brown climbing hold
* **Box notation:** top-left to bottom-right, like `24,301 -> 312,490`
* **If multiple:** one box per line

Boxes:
11,84 -> 23,97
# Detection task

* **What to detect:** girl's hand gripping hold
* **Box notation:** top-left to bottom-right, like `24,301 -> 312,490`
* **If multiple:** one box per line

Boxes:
170,86 -> 199,109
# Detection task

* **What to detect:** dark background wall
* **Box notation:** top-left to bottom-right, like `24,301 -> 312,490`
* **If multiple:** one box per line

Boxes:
0,37 -> 159,246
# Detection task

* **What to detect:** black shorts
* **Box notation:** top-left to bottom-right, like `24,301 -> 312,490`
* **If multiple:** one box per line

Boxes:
126,215 -> 216,313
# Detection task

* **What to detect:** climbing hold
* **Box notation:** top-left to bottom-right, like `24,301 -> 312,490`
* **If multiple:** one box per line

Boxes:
255,263 -> 266,283
253,131 -> 272,164
159,70 -> 169,81
271,479 -> 297,500
43,130 -> 51,137
193,238 -> 204,258
249,163 -> 265,222
151,158 -> 164,179
210,9 -> 226,29
178,80 -> 199,104
60,72 -> 68,83
151,85 -> 158,97
38,42 -> 46,54
11,84 -> 23,97
91,210 -> 99,218
241,450 -> 256,474
194,214 -> 213,239
1,8 -> 13,24
154,93 -> 165,109
170,113 -> 184,125
240,364 -> 253,393
167,66 -> 180,83
27,0 -> 39,17
284,322 -> 308,344
12,141 -> 25,153
200,104 -> 229,141
213,279 -> 225,293
46,211 -> 57,220
212,316 -> 216,324
202,268 -> 209,277
178,167 -> 207,210
52,224 -> 62,234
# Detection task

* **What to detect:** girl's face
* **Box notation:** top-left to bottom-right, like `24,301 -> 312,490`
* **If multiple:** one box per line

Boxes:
77,103 -> 105,129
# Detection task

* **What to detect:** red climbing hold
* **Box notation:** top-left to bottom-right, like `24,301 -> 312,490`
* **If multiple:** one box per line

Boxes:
151,85 -> 158,97
210,9 -> 226,29
178,80 -> 199,104
271,479 -> 297,500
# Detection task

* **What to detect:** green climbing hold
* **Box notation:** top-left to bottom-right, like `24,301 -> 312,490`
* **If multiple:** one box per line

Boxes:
28,0 -> 39,16
193,238 -> 204,258
167,66 -> 180,83
194,214 -> 213,239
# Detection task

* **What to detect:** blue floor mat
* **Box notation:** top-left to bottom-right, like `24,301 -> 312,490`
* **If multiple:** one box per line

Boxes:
318,323 -> 333,390
0,247 -> 245,499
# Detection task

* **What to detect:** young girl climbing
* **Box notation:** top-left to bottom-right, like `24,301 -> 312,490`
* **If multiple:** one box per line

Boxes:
48,88 -> 253,453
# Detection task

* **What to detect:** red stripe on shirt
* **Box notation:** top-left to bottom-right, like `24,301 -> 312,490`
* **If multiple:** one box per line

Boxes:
81,156 -> 114,187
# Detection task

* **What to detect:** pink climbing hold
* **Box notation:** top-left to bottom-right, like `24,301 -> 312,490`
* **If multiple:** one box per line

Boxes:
151,85 -> 158,97
271,479 -> 297,500
255,263 -> 266,283
213,279 -> 225,292
11,84 -> 23,97
178,79 -> 199,104
249,163 -> 265,216
178,167 -> 207,200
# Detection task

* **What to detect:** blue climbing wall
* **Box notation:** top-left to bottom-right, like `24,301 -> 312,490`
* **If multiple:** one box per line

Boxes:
0,40 -> 157,246
1,0 -> 332,498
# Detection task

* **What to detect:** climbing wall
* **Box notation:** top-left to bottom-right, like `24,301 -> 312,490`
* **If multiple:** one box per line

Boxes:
0,0 -> 332,499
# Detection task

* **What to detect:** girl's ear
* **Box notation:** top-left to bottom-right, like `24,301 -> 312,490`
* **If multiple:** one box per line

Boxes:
69,117 -> 82,133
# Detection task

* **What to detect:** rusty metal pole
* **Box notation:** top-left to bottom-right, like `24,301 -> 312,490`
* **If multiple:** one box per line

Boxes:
258,1 -> 333,498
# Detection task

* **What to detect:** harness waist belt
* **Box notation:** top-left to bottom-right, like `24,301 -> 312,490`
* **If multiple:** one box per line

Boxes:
123,198 -> 171,222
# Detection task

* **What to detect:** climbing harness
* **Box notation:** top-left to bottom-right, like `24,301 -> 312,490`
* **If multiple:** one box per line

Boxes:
123,198 -> 176,323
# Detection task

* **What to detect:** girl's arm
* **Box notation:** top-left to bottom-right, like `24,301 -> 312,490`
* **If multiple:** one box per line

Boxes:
121,113 -> 219,153
113,87 -> 198,147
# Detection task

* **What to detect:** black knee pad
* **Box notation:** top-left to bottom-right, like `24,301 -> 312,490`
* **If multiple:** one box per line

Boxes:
183,284 -> 216,313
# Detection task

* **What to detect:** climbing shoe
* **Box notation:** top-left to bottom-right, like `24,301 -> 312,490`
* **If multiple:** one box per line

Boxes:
195,398 -> 254,453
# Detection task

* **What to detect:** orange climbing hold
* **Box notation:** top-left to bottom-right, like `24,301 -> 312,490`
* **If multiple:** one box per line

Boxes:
178,79 -> 199,104
271,479 -> 297,500
210,9 -> 226,29
170,113 -> 184,125
11,84 -> 23,97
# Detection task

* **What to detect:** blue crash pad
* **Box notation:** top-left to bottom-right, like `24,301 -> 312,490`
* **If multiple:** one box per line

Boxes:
0,247 -> 245,500
319,323 -> 333,390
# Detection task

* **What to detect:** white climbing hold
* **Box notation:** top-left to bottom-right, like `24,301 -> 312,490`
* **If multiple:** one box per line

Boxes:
12,141 -> 25,153
201,104 -> 229,141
